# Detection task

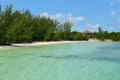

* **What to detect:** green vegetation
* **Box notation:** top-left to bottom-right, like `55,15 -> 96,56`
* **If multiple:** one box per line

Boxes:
70,31 -> 89,41
93,26 -> 120,41
0,5 -> 120,45
0,5 -> 88,45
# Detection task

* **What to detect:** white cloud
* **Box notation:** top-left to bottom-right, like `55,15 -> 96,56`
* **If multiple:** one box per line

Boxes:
111,11 -> 116,16
67,13 -> 72,17
55,13 -> 64,18
73,16 -> 86,22
41,12 -> 49,17
110,2 -> 114,6
41,12 -> 86,23
109,26 -> 115,30
84,23 -> 100,31
85,23 -> 92,27
93,24 -> 100,29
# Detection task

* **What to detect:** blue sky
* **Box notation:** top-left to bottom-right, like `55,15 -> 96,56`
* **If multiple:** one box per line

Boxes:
0,0 -> 120,32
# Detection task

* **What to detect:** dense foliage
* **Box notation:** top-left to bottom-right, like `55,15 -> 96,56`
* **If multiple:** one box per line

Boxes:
0,5 -> 88,45
93,27 -> 120,41
0,5 -> 120,45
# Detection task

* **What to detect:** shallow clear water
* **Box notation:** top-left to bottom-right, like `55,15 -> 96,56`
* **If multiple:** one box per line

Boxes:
0,42 -> 120,80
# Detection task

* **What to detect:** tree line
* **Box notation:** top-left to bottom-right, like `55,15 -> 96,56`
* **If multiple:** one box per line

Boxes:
0,5 -> 120,45
93,26 -> 120,41
0,5 -> 88,45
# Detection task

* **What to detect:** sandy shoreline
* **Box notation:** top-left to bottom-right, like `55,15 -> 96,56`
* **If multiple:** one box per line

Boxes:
0,41 -> 82,48
0,39 -> 113,48
0,41 -> 92,48
11,41 -> 88,47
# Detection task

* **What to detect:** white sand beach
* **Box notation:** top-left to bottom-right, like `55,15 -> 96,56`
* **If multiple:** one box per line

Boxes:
0,39 -> 110,48
11,41 -> 87,47
11,39 -> 102,47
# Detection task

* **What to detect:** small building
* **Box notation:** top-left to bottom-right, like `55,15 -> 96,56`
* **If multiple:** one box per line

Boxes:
83,30 -> 93,38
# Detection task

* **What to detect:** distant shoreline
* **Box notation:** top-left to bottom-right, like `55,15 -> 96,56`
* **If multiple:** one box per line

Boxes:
0,40 -> 98,48
0,39 -> 115,48
11,41 -> 88,47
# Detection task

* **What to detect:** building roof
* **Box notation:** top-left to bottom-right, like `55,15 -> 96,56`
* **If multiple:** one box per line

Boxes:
83,30 -> 92,33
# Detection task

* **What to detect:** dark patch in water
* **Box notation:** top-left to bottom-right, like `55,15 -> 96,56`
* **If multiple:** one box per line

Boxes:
90,56 -> 120,62
40,54 -> 120,63
96,43 -> 120,54
40,55 -> 83,59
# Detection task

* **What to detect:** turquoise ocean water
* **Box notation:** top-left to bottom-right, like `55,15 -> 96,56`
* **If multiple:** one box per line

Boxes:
0,42 -> 120,80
